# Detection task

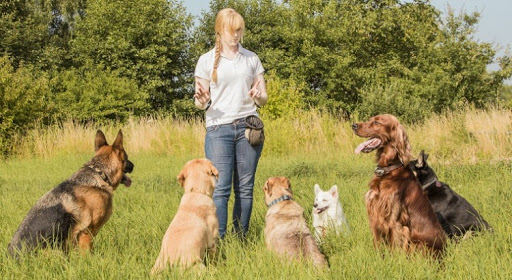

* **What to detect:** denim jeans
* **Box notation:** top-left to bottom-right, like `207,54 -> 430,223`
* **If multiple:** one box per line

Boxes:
205,118 -> 263,238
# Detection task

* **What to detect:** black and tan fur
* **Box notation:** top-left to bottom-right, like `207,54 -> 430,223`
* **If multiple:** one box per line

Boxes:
8,130 -> 134,257
410,150 -> 492,238
263,177 -> 328,268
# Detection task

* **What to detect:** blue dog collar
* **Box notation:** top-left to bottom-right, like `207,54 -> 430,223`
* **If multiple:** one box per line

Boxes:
267,195 -> 293,208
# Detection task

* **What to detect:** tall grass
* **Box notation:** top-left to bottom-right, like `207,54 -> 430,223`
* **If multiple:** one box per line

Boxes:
1,109 -> 511,279
10,108 -> 512,163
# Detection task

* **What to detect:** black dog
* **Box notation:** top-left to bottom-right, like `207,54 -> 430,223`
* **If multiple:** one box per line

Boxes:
409,150 -> 492,238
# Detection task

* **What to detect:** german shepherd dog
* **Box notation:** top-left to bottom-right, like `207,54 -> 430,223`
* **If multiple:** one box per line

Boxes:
410,150 -> 492,238
8,130 -> 134,258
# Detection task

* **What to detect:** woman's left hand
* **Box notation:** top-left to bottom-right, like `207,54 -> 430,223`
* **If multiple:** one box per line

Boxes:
249,80 -> 262,99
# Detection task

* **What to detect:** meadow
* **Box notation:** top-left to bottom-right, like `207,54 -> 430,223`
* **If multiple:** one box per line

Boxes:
1,109 -> 511,279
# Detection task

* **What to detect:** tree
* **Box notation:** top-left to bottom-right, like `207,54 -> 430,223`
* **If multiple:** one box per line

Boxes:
70,0 -> 194,111
0,56 -> 50,155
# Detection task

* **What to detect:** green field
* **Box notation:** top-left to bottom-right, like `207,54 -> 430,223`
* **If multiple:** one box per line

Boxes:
1,110 -> 511,279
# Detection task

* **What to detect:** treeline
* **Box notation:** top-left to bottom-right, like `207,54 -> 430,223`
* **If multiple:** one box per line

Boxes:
1,0 -> 511,155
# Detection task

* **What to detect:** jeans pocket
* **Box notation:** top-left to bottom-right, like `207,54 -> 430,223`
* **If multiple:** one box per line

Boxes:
206,125 -> 219,133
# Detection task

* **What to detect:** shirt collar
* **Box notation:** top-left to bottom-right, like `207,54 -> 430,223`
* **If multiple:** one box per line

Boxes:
217,43 -> 247,59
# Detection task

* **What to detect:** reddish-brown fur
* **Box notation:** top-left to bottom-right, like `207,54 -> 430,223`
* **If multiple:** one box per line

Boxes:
352,114 -> 445,256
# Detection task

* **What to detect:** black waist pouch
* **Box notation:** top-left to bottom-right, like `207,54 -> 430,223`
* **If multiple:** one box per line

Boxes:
245,115 -> 265,146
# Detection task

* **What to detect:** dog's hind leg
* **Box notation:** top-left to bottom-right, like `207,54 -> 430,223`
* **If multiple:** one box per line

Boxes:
302,234 -> 328,268
77,231 -> 93,254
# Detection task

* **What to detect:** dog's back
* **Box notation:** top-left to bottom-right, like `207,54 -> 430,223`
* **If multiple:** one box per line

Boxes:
151,158 -> 219,274
352,115 -> 446,256
411,151 -> 492,238
8,130 -> 134,258
151,192 -> 217,272
263,177 -> 328,268
8,183 -> 76,256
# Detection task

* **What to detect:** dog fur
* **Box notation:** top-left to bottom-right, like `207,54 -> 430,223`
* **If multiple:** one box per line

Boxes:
312,184 -> 349,241
151,158 -> 219,274
410,150 -> 492,238
352,114 -> 445,256
263,177 -> 328,268
8,130 -> 134,257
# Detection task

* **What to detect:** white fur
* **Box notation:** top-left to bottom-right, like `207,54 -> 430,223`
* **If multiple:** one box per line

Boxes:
312,184 -> 350,241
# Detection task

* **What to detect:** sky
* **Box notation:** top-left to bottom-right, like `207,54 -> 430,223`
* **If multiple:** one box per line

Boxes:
183,0 -> 511,70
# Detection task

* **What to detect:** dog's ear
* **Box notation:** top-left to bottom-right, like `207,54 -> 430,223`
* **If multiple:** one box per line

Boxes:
314,184 -> 321,195
329,185 -> 338,198
391,123 -> 412,165
209,164 -> 219,180
177,168 -> 187,187
416,151 -> 424,168
112,130 -> 124,151
95,130 -> 108,151
263,178 -> 273,196
285,177 -> 293,195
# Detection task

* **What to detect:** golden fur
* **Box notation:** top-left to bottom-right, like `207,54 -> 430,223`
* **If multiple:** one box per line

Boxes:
263,177 -> 328,268
151,159 -> 219,274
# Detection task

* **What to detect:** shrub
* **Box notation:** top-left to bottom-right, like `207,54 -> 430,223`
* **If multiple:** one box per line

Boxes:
0,56 -> 50,155
49,64 -> 149,123
259,71 -> 306,120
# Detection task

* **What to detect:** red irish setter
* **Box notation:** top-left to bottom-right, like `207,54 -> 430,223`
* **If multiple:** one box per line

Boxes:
352,114 -> 445,256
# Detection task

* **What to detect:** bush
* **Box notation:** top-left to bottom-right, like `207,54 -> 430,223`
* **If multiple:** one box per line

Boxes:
0,56 -> 50,155
355,78 -> 432,123
259,71 -> 306,120
49,64 -> 149,123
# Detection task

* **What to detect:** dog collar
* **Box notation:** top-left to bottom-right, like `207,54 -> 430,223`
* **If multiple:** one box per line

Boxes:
86,165 -> 112,186
421,178 -> 441,190
267,195 -> 292,208
375,162 -> 403,177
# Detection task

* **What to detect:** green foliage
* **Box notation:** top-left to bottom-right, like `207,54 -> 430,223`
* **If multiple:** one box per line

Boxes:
195,0 -> 511,122
1,0 -> 512,155
48,64 -> 149,123
499,84 -> 512,109
0,0 -> 52,67
259,70 -> 306,119
356,78 -> 432,123
70,0 -> 194,111
0,56 -> 50,155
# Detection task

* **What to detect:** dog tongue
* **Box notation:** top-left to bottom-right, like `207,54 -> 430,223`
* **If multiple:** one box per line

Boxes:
122,175 -> 132,187
355,138 -> 382,154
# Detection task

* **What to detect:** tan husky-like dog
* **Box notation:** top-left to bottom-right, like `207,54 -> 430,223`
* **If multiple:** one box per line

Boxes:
151,158 -> 219,274
263,176 -> 328,268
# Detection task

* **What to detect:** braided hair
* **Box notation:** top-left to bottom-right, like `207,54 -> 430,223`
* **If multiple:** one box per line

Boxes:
212,8 -> 245,83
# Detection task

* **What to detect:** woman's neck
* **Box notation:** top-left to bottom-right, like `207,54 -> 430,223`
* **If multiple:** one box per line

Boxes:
221,43 -> 239,60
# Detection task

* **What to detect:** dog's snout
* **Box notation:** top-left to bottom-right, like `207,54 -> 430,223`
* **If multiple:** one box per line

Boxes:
313,203 -> 318,208
351,123 -> 358,131
124,160 -> 134,173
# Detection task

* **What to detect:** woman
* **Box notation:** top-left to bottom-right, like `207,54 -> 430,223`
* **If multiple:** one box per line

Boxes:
194,8 -> 268,239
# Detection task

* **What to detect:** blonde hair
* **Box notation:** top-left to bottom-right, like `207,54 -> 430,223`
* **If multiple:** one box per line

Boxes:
212,8 -> 245,83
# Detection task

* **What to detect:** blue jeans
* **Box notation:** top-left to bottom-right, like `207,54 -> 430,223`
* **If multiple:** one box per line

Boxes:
205,118 -> 263,239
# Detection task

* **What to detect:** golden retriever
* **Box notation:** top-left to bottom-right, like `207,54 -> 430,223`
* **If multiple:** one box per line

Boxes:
263,176 -> 328,268
151,158 -> 219,274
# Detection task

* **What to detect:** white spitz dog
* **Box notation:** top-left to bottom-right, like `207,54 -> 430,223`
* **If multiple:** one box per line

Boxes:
312,184 -> 349,241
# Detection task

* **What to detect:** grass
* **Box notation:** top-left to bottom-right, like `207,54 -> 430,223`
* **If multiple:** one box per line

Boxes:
1,109 -> 511,279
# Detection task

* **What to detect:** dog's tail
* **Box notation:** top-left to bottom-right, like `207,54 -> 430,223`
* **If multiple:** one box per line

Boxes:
302,232 -> 329,269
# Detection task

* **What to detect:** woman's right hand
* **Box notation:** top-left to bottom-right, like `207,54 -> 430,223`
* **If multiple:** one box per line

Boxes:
194,80 -> 210,105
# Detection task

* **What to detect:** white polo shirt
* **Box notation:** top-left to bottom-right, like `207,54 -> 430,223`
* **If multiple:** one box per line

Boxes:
195,44 -> 265,127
